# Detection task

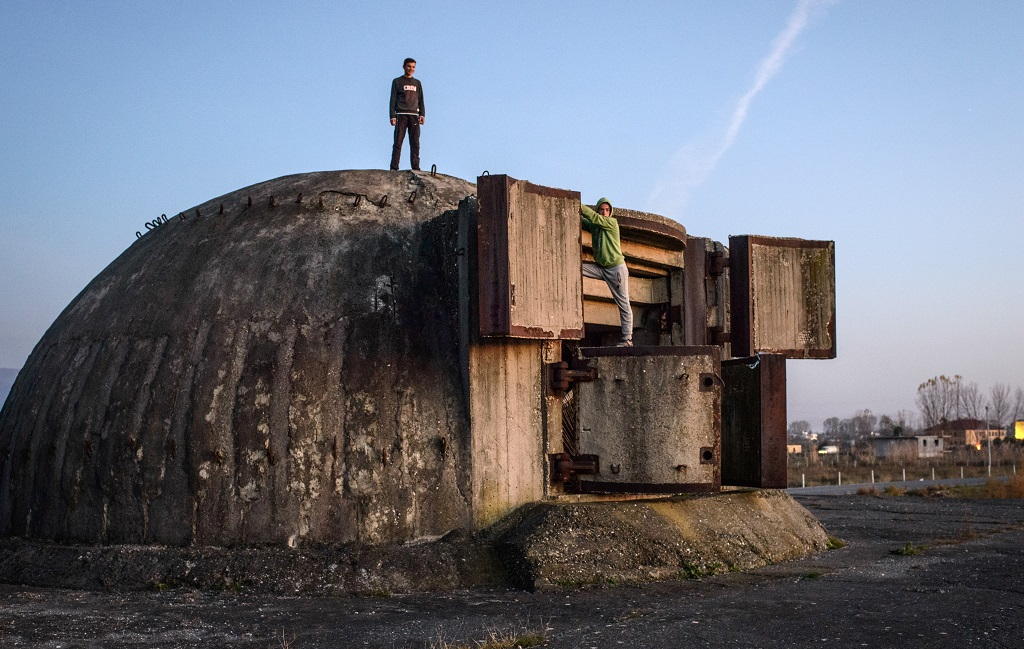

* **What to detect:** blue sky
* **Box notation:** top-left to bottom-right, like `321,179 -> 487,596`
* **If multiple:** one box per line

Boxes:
1,1 -> 1022,428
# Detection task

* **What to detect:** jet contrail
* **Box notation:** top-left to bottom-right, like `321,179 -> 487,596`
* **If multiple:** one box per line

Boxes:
648,0 -> 831,217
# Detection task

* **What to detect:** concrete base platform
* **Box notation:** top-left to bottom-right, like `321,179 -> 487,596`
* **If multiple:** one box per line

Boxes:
0,490 -> 827,595
492,489 -> 829,589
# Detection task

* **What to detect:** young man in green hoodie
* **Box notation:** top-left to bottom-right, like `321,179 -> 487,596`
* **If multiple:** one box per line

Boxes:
581,198 -> 632,346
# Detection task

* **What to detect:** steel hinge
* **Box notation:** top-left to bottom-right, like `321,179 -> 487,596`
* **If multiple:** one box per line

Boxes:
708,250 -> 729,277
547,360 -> 598,396
549,453 -> 600,483
708,326 -> 732,345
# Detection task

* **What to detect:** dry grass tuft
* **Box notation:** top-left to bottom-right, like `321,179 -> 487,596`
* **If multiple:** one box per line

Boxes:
429,620 -> 550,649
983,474 -> 1024,499
277,629 -> 296,649
890,542 -> 925,556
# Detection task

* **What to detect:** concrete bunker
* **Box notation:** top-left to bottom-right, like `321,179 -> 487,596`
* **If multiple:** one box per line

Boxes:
0,170 -> 836,576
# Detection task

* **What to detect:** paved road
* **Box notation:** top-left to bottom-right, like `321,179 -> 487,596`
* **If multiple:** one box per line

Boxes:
2,493 -> 1024,648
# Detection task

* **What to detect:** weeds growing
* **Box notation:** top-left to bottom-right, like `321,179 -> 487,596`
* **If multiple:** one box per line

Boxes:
890,542 -> 925,556
428,619 -> 550,649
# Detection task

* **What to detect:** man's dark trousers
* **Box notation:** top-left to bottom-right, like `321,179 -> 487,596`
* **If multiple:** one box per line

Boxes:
390,114 -> 420,170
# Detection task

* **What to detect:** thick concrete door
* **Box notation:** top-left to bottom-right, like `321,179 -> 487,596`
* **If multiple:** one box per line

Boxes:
572,346 -> 722,493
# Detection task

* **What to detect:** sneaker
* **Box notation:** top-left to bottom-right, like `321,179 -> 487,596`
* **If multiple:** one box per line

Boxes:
616,340 -> 633,347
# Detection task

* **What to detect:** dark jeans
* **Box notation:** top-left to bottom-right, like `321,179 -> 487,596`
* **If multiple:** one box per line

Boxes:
390,114 -> 420,170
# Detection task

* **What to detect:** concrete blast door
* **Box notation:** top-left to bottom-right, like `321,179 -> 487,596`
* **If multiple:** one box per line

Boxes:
568,346 -> 722,494
476,174 -> 583,339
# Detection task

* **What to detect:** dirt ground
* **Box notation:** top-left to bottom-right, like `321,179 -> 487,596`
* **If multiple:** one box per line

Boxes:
2,493 -> 1024,648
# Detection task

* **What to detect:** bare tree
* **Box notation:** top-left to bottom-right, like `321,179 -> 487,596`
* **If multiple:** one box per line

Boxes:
838,418 -> 855,438
878,414 -> 896,435
788,420 -> 811,439
958,381 -> 987,422
1013,386 -> 1024,424
989,383 -> 1012,428
916,375 -> 962,428
895,409 -> 918,434
851,409 -> 877,436
823,417 -> 840,435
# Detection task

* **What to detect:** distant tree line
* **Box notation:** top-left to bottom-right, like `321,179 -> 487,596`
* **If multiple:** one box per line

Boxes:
788,376 -> 1024,444
916,375 -> 1024,430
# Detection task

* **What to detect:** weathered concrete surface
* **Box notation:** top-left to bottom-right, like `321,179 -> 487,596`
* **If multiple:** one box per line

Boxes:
454,196 -> 551,528
494,490 -> 829,590
730,235 -> 836,359
0,530 -> 507,596
476,175 -> 583,339
0,170 -> 477,547
0,490 -> 825,596
3,494 -> 1023,648
577,347 -> 722,489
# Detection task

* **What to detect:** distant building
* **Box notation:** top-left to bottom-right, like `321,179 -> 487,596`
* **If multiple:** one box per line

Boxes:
923,418 -> 1006,449
817,445 -> 839,455
868,435 -> 943,459
787,444 -> 804,455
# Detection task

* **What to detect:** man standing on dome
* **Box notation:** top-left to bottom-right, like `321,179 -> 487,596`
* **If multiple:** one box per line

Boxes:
581,198 -> 632,347
389,58 -> 425,171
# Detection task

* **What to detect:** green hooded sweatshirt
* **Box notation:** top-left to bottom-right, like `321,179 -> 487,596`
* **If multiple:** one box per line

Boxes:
580,197 -> 625,268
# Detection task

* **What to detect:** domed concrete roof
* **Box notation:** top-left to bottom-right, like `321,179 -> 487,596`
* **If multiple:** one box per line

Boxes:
0,170 -> 477,547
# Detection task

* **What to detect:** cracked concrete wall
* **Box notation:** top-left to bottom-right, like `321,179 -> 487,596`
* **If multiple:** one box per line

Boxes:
0,170 -> 478,547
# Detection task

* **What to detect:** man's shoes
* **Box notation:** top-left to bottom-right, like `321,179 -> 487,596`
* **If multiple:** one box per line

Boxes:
616,340 -> 633,347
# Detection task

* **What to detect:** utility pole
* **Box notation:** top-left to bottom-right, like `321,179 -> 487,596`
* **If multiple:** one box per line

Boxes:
986,405 -> 992,477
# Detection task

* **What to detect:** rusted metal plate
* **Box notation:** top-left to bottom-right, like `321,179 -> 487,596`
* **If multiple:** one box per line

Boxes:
721,354 -> 787,488
572,346 -> 721,494
477,175 -> 583,339
729,236 -> 835,359
683,237 -> 730,352
683,236 -> 711,346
